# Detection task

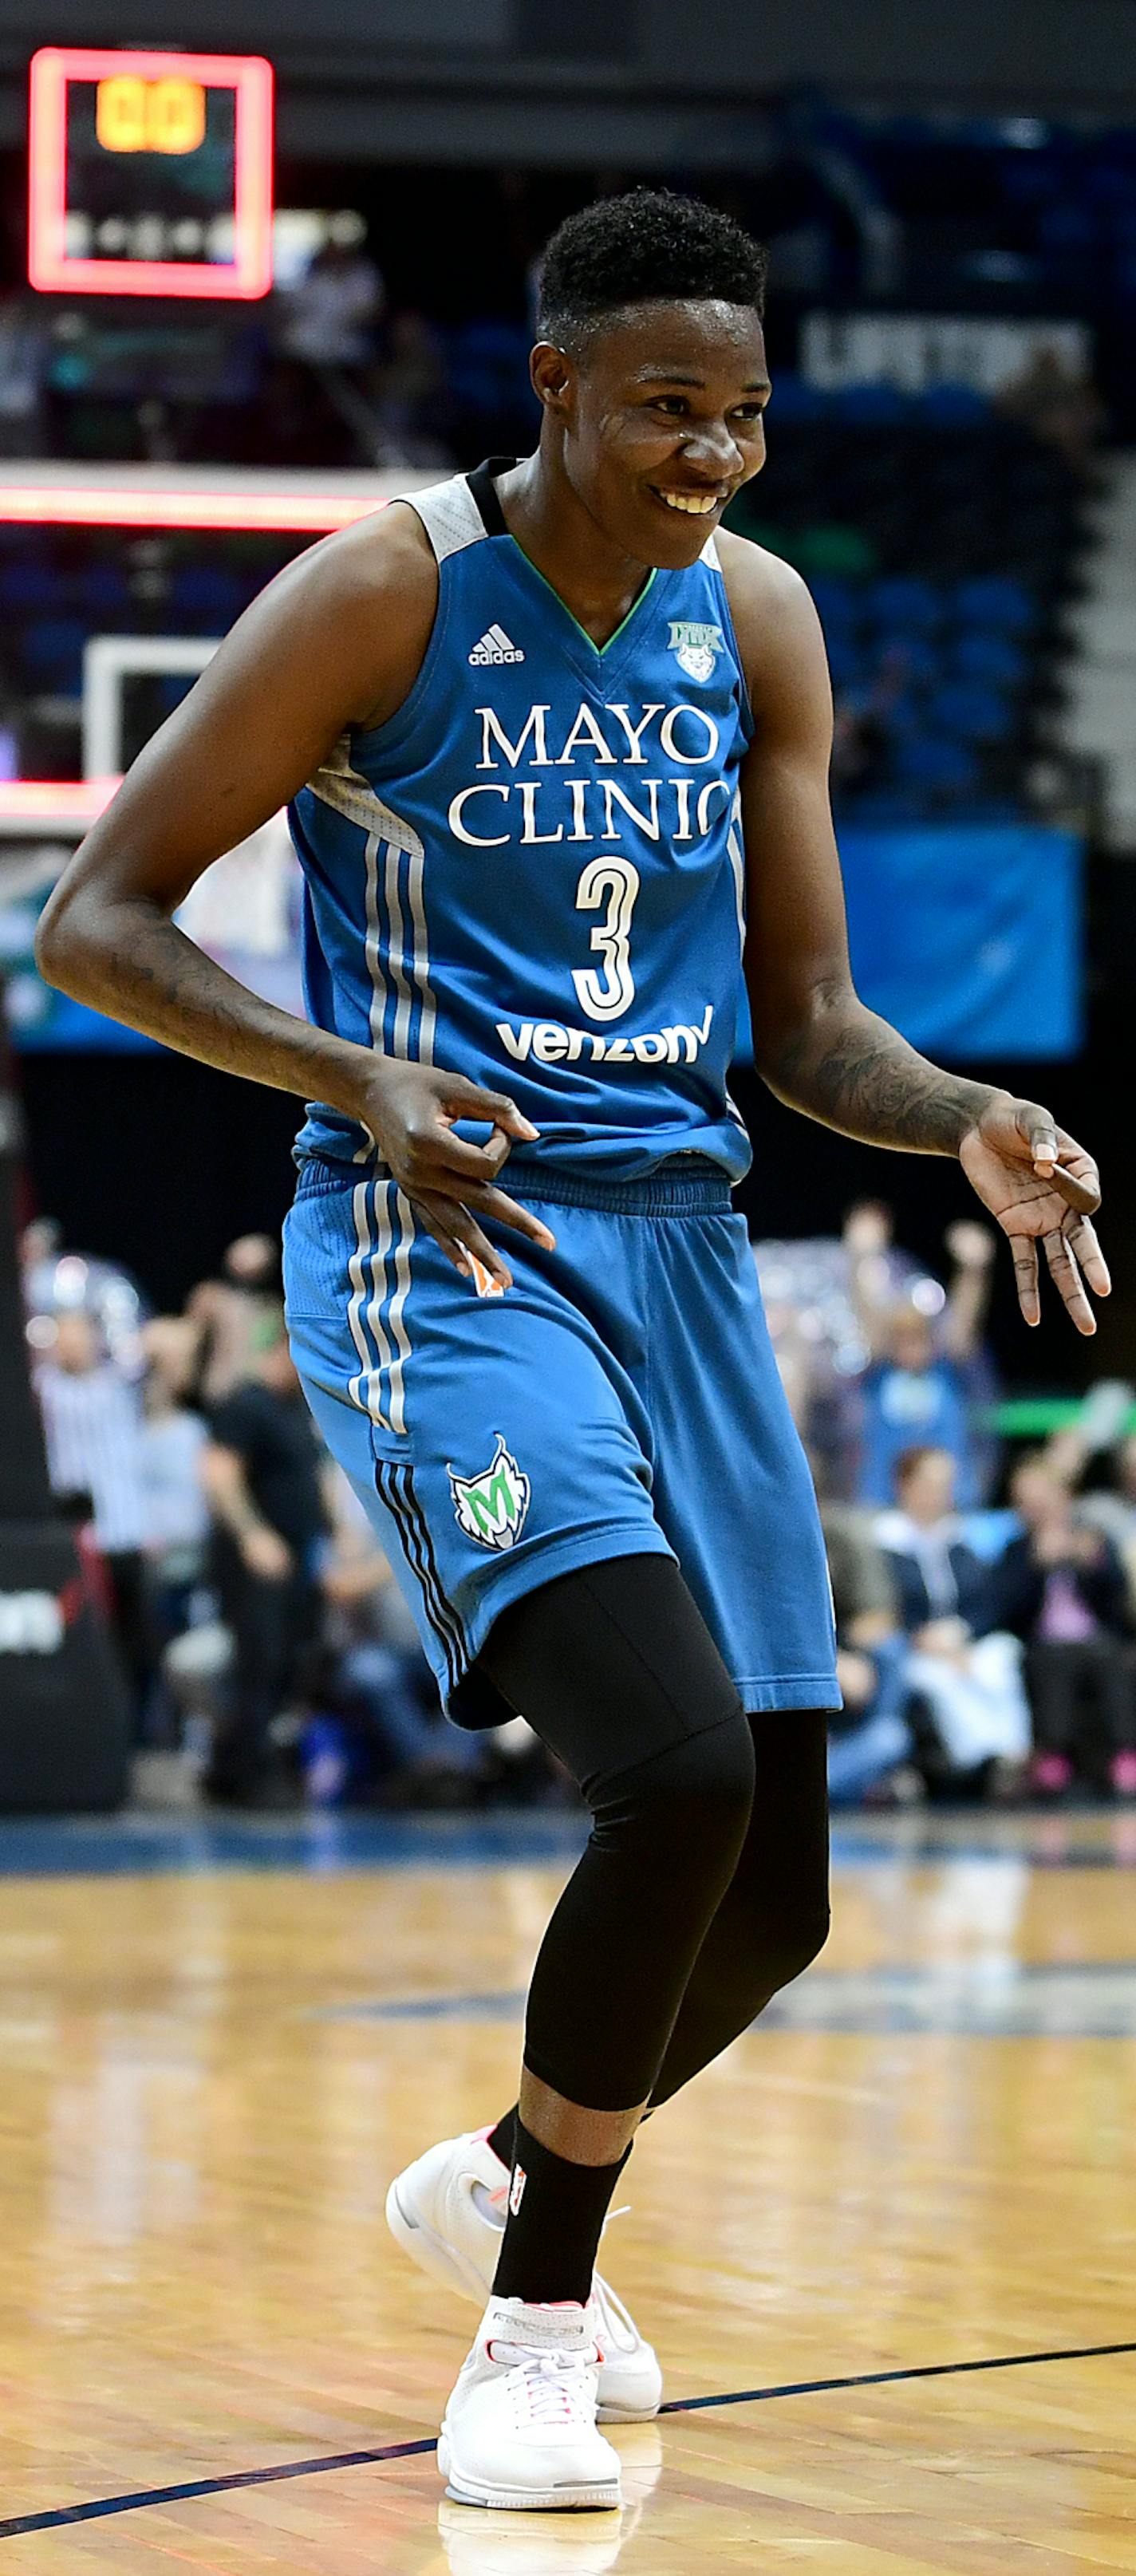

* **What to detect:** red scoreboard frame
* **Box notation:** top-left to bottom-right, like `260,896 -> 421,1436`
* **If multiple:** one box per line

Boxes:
28,47 -> 274,300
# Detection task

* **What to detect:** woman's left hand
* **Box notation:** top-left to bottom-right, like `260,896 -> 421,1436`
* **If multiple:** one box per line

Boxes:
959,1095 -> 1110,1333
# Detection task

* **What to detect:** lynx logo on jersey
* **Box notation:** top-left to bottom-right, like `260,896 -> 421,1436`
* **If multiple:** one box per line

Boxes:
448,1435 -> 531,1551
668,620 -> 724,684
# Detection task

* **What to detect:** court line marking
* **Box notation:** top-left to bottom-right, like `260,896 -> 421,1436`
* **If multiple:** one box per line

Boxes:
2,2336 -> 1132,2538
313,1970 -> 1136,2038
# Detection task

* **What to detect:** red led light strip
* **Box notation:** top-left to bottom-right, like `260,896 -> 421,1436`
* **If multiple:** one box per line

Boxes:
0,488 -> 386,531
28,48 -> 274,301
0,779 -> 119,823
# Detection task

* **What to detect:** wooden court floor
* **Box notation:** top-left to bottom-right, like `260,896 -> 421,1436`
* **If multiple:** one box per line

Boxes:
1,1806 -> 1134,2572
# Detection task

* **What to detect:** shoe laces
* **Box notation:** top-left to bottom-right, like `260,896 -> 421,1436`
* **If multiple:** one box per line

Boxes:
488,2345 -> 600,2428
591,2270 -> 637,2353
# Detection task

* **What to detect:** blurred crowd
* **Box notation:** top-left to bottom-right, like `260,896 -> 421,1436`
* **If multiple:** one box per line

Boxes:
759,1199 -> 1136,1806
22,1206 -> 1136,1813
22,1221 -> 547,1811
0,223 -> 515,473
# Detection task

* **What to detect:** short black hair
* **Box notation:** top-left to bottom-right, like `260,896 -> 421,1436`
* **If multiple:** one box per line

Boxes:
536,189 -> 767,353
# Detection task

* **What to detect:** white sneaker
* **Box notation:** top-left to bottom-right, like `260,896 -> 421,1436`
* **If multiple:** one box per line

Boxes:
438,2294 -> 622,2511
385,2128 -> 662,2422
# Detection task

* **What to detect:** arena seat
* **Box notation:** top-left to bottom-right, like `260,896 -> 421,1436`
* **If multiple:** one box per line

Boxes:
21,617 -> 88,693
927,680 -> 1015,744
892,732 -> 980,793
952,631 -> 1027,685
953,576 -> 1035,632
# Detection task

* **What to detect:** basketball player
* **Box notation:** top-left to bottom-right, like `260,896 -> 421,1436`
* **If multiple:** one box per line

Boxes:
38,191 -> 1107,2514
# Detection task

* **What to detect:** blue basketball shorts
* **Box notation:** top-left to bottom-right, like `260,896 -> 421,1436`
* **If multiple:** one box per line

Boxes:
282,1155 -> 839,1724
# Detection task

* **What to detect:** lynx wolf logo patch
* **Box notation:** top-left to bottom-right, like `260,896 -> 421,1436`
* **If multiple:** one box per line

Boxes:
448,1435 -> 531,1552
668,619 -> 724,684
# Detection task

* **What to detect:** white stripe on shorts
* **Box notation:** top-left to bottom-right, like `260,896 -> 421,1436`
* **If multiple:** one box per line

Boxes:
347,1181 -> 388,1426
385,1187 -> 416,1438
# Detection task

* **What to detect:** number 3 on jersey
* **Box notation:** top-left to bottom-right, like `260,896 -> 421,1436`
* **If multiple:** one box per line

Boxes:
571,856 -> 640,1024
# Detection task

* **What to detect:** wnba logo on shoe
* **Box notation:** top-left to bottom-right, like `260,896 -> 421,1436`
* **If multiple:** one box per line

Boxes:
508,2163 -> 527,2215
448,1435 -> 531,1551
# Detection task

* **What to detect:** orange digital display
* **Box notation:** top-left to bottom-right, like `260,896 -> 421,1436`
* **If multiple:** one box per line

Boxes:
94,75 -> 208,157
28,48 -> 274,299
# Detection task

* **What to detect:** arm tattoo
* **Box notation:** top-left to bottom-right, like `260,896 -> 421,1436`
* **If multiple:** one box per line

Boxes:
769,985 -> 996,1156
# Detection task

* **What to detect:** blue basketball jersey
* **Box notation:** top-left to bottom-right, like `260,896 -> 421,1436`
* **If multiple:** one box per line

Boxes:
290,458 -> 754,1179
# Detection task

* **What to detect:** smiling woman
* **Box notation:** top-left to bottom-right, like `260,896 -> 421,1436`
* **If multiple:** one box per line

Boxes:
33,181 -> 1106,2525
526,193 -> 771,582
535,187 -> 768,361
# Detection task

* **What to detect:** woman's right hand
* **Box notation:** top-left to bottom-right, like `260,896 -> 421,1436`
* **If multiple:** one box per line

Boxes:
353,1059 -> 556,1291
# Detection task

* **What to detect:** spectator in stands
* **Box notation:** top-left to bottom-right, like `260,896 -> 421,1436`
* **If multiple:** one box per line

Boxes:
311,1470 -> 484,1805
987,1454 -> 1136,1798
754,1195 -> 941,1497
266,217 -> 387,464
1082,1432 -> 1136,1612
830,689 -> 890,802
0,292 -> 49,456
277,225 -> 385,372
199,1311 -> 327,1801
19,1217 -> 60,1302
34,1307 -> 156,1733
842,1197 -> 929,1316
854,1222 -> 997,1508
820,1491 -> 917,1805
830,646 -> 912,807
187,1232 -> 283,1407
138,1316 -> 210,1652
369,309 -> 450,467
996,343 -> 1105,479
22,1219 -> 146,1375
876,1445 -> 1031,1793
0,673 -> 18,782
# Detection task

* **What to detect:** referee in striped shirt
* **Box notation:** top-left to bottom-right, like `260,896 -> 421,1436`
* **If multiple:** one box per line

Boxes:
35,1307 -> 155,1730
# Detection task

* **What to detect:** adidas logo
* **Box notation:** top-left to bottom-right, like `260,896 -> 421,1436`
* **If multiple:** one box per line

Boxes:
468,624 -> 525,665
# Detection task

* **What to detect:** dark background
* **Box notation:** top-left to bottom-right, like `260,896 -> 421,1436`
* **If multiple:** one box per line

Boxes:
6,2 -> 1136,130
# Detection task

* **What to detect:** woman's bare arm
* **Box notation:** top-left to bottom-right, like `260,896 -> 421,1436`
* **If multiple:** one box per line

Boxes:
35,507 -> 552,1288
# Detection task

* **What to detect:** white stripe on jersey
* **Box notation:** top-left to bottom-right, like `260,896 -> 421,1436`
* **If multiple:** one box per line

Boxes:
403,828 -> 436,1067
308,751 -> 423,1438
385,837 -> 415,1061
726,789 -> 746,947
308,746 -> 436,1067
362,828 -> 389,1051
725,790 -> 749,1139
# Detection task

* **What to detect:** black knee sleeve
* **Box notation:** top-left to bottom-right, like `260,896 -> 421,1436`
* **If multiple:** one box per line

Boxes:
479,1555 -> 756,2109
774,1897 -> 830,1987
523,1702 -> 756,2107
589,1702 -> 757,1868
647,1710 -> 831,2110
479,1552 -> 746,1799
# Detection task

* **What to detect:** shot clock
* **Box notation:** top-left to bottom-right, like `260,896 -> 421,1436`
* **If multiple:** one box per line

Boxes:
28,48 -> 274,298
